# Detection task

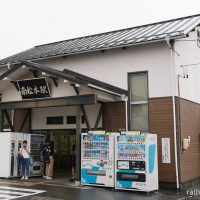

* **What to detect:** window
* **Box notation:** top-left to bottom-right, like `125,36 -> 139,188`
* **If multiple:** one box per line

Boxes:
129,72 -> 148,131
66,116 -> 85,124
47,116 -> 63,125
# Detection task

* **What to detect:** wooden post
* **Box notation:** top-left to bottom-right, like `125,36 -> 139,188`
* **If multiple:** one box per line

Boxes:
94,104 -> 103,130
71,84 -> 91,130
0,110 -> 4,132
4,110 -> 14,132
75,105 -> 81,183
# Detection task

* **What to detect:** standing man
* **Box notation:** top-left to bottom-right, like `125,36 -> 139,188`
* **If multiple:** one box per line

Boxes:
19,140 -> 30,180
70,143 -> 76,181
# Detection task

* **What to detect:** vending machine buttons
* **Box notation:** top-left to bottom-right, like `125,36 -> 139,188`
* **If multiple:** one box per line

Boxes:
130,161 -> 145,170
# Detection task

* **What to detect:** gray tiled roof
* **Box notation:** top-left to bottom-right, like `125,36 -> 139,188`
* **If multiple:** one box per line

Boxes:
1,14 -> 200,66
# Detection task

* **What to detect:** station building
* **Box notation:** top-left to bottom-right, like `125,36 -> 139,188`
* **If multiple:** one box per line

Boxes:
0,14 -> 200,189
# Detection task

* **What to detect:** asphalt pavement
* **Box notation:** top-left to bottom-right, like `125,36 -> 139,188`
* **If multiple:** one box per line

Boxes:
0,178 -> 199,200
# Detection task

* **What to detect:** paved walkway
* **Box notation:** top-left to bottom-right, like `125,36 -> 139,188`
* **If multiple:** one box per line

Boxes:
0,178 -> 199,200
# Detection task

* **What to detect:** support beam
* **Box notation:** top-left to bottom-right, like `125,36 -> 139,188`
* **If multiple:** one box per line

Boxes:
71,84 -> 92,131
94,104 -> 103,130
4,110 -> 14,132
81,106 -> 91,131
49,76 -> 58,87
29,69 -> 38,78
0,110 -> 4,131
19,109 -> 31,132
0,94 -> 97,110
75,105 -> 81,182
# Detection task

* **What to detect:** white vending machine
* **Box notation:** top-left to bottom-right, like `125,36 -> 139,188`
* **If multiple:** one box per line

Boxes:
0,132 -> 24,178
115,132 -> 158,192
81,131 -> 119,187
24,133 -> 45,176
0,132 -> 45,178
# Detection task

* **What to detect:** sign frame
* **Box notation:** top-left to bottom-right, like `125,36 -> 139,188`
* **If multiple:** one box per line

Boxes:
17,77 -> 51,100
161,138 -> 171,164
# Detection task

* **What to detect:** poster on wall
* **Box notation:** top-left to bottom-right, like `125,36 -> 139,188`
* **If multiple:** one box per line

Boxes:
161,138 -> 171,163
17,77 -> 51,100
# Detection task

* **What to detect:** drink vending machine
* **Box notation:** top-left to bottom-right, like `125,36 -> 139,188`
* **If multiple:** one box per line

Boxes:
81,131 -> 119,187
0,132 -> 45,178
24,133 -> 45,176
0,132 -> 24,178
115,132 -> 158,192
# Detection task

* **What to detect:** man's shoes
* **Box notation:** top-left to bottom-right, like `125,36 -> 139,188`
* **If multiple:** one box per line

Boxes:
46,176 -> 52,180
69,177 -> 75,182
21,176 -> 25,180
25,176 -> 28,180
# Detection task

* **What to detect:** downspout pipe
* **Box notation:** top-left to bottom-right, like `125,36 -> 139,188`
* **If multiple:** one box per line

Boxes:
122,95 -> 128,131
166,39 -> 180,189
125,97 -> 128,131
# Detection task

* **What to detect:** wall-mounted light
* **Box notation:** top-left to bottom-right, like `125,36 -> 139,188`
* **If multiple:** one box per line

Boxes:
75,83 -> 80,87
3,77 -> 13,81
182,136 -> 191,150
42,72 -> 47,75
64,79 -> 68,83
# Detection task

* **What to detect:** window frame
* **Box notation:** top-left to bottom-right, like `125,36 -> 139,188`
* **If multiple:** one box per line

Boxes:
46,116 -> 64,125
66,115 -> 85,124
128,71 -> 149,132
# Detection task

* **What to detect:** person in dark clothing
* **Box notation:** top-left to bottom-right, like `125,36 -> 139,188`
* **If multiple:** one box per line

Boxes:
69,143 -> 76,181
45,141 -> 54,180
40,142 -> 46,178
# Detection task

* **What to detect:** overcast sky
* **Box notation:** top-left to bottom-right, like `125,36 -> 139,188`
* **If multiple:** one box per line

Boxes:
0,0 -> 200,59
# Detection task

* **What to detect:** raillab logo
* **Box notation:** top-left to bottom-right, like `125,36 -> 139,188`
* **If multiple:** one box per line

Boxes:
186,189 -> 200,197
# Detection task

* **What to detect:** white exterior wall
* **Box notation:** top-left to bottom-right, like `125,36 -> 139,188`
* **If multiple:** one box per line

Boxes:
37,42 -> 172,98
174,27 -> 200,104
31,104 -> 102,130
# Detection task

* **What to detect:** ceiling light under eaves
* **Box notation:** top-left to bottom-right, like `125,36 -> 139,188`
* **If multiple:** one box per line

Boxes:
75,83 -> 80,87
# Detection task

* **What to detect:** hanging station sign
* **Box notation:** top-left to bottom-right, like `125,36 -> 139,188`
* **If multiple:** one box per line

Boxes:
17,78 -> 51,100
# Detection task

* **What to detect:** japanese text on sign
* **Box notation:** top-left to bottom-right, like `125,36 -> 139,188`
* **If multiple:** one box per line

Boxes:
161,138 -> 171,163
17,78 -> 51,100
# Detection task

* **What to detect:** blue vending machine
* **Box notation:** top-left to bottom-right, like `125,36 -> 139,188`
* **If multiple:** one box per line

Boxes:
81,131 -> 118,187
115,132 -> 158,192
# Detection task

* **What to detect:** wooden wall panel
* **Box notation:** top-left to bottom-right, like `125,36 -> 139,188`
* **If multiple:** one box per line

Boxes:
103,101 -> 126,132
149,97 -> 176,183
179,98 -> 200,183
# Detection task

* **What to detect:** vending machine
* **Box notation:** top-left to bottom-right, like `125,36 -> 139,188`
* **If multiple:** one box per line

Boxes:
24,133 -> 45,176
0,132 -> 24,178
0,132 -> 45,178
81,131 -> 119,187
115,132 -> 158,192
